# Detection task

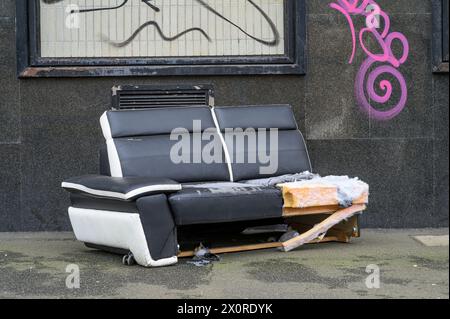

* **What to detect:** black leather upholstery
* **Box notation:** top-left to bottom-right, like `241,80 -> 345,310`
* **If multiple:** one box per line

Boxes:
99,145 -> 111,176
62,175 -> 181,200
136,194 -> 178,260
70,193 -> 139,212
104,106 -> 231,182
214,105 -> 311,181
168,183 -> 283,225
106,106 -> 216,138
113,135 -> 228,182
214,105 -> 298,131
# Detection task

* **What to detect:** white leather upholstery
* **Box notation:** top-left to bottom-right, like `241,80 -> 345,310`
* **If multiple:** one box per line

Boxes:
100,112 -> 123,177
68,207 -> 178,267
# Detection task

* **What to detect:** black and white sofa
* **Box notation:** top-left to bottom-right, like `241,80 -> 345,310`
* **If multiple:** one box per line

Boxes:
62,105 -> 312,267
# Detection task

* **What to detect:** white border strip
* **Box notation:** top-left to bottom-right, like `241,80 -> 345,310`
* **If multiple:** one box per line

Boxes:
62,182 -> 182,200
210,107 -> 234,182
100,112 -> 123,177
291,109 -> 313,172
299,131 -> 313,172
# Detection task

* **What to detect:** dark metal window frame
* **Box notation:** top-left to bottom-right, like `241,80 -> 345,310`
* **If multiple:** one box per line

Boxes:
432,0 -> 449,73
16,0 -> 306,78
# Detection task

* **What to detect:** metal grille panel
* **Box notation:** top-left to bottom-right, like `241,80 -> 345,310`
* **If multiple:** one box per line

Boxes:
111,85 -> 215,109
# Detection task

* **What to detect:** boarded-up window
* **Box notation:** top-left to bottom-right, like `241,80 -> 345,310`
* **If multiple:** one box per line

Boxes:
16,0 -> 306,77
40,0 -> 285,58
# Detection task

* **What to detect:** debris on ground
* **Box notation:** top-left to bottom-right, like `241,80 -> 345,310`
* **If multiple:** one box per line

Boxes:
278,230 -> 300,243
186,243 -> 220,267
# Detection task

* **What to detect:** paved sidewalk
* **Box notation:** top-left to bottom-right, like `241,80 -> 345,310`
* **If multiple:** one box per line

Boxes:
0,229 -> 448,299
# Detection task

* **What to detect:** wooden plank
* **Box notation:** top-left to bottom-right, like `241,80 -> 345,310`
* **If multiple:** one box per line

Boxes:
178,234 -> 351,258
281,204 -> 366,252
353,193 -> 369,204
282,205 -> 341,217
283,202 -> 367,217
178,242 -> 282,258
288,215 -> 359,239
282,183 -> 339,207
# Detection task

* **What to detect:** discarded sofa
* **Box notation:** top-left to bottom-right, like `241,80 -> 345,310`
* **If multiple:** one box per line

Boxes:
61,104 -> 314,267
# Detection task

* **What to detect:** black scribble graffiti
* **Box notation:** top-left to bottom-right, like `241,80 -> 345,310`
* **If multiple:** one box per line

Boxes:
72,0 -> 129,13
42,0 -> 65,3
141,0 -> 160,12
42,0 -> 280,48
104,21 -> 211,48
43,0 -> 159,13
196,0 -> 279,46
71,0 -> 160,14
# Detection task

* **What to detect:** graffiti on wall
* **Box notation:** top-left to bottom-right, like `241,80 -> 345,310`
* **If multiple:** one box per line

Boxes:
330,0 -> 410,121
40,0 -> 283,58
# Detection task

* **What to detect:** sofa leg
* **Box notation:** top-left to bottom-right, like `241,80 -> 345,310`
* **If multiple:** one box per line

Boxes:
122,252 -> 136,266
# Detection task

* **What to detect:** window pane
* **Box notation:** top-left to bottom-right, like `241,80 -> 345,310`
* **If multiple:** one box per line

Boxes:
39,0 -> 285,58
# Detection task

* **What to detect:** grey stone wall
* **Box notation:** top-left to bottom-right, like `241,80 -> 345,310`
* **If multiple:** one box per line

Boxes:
0,0 -> 448,230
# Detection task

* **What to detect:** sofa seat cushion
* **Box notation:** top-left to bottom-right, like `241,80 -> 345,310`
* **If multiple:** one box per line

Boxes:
168,183 -> 283,225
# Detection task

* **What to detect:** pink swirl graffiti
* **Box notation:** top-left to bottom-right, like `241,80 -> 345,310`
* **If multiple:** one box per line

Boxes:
356,58 -> 407,120
330,0 -> 410,121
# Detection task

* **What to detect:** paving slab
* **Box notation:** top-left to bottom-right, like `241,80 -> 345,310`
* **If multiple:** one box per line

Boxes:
413,235 -> 449,247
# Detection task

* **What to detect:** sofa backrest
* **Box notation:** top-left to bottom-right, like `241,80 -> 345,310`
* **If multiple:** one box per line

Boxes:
214,105 -> 311,181
100,106 -> 230,182
100,104 -> 311,182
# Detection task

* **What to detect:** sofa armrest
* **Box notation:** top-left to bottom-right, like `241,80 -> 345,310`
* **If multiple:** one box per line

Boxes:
61,175 -> 181,201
